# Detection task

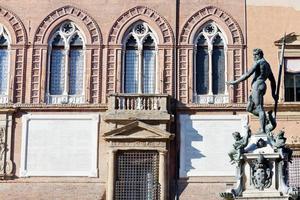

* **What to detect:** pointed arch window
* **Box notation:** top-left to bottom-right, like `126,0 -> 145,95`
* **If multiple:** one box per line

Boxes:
47,21 -> 85,104
0,25 -> 10,103
194,23 -> 228,104
123,22 -> 158,94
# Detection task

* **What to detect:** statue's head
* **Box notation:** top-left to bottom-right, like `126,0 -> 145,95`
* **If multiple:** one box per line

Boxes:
253,48 -> 264,61
232,132 -> 241,140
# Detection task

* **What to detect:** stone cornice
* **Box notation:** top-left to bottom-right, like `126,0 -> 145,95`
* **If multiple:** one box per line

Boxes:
176,103 -> 300,112
0,104 -> 107,112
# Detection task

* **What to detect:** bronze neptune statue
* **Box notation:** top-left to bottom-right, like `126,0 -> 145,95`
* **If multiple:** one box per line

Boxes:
227,48 -> 278,134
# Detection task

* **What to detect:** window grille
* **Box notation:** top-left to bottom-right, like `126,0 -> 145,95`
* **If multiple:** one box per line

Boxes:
196,35 -> 209,95
69,49 -> 84,95
125,50 -> 138,93
289,155 -> 300,187
0,49 -> 8,95
0,30 -> 9,96
143,50 -> 155,93
212,35 -> 225,94
288,155 -> 300,200
115,150 -> 160,200
50,49 -> 65,95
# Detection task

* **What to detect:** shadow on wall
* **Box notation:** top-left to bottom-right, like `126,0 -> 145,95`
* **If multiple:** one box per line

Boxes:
177,114 -> 206,197
183,115 -> 205,172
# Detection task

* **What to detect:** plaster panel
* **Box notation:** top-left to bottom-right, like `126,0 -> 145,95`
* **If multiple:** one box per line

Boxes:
20,114 -> 99,177
179,114 -> 248,177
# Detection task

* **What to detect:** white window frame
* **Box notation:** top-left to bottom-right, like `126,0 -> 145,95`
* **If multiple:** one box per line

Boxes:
193,22 -> 229,104
122,22 -> 159,94
284,58 -> 300,102
46,21 -> 86,104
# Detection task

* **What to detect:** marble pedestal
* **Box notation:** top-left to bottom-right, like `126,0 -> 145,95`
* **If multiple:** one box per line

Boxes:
221,133 -> 297,200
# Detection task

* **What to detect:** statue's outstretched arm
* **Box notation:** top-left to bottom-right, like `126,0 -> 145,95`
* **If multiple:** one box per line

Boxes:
227,63 -> 257,85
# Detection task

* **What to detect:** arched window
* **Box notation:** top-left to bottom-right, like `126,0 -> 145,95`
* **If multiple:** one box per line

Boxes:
195,34 -> 209,95
47,21 -> 85,104
0,25 -> 10,103
123,22 -> 157,94
194,22 -> 228,104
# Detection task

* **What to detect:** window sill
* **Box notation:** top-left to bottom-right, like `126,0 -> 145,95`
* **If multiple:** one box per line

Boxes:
46,95 -> 85,104
193,94 -> 229,104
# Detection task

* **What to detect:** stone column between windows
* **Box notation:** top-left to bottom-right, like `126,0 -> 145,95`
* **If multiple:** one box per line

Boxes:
8,47 -> 15,103
224,46 -> 228,95
63,47 -> 70,95
159,150 -> 167,200
107,149 -> 117,200
137,48 -> 142,109
155,48 -> 159,94
46,46 -> 52,98
138,48 -> 142,94
208,47 -> 213,95
193,47 -> 197,99
40,49 -> 48,102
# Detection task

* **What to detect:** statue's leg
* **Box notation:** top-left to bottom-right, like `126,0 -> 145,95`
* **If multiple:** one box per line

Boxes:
247,94 -> 259,116
266,110 -> 277,133
253,83 -> 266,133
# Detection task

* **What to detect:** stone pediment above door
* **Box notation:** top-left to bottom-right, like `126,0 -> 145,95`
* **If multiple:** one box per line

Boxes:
104,121 -> 174,141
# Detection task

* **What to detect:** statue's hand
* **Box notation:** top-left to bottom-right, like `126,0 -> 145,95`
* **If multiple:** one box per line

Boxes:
226,80 -> 236,85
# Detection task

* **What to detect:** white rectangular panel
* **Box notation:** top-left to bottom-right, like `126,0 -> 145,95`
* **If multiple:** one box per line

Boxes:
20,114 -> 99,177
179,114 -> 248,177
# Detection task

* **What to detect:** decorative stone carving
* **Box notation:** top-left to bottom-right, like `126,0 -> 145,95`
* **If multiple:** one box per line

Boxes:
0,6 -> 27,103
179,6 -> 244,45
290,135 -> 300,144
194,94 -> 229,104
268,130 -> 293,162
108,6 -> 174,45
221,125 -> 299,200
0,96 -> 8,104
46,95 -> 85,104
34,6 -> 101,45
0,126 -> 13,177
0,6 -> 27,44
250,154 -> 272,190
31,5 -> 102,104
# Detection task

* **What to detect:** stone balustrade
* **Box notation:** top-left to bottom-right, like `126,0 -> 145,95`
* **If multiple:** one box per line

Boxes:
108,94 -> 168,112
46,95 -> 85,104
193,94 -> 229,104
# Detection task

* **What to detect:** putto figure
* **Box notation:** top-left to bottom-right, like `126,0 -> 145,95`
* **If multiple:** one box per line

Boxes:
228,126 -> 251,164
227,48 -> 277,134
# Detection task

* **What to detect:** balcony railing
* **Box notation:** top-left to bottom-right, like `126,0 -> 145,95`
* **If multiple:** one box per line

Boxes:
46,95 -> 85,104
193,94 -> 229,104
108,94 -> 168,112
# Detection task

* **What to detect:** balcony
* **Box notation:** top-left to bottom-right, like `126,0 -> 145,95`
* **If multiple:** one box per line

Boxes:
105,94 -> 171,121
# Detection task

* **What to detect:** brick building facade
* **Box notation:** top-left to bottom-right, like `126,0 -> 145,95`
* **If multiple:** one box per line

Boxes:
0,0 -> 299,199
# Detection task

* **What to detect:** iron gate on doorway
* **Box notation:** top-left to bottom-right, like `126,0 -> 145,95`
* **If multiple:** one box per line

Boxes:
114,150 -> 161,200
